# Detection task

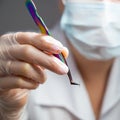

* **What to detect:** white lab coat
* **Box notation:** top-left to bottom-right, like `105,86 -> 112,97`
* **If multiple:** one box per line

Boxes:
26,22 -> 120,120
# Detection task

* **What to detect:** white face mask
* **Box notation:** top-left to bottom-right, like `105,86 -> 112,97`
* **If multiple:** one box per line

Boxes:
61,2 -> 120,60
62,0 -> 100,4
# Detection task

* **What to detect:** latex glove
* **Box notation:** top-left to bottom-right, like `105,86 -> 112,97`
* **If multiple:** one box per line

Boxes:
0,32 -> 69,120
0,32 -> 69,90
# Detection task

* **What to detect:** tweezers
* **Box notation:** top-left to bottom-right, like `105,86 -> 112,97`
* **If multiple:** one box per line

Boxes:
25,0 -> 79,85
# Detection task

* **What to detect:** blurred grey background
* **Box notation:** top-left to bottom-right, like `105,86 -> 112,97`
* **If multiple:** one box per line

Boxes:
0,0 -> 61,35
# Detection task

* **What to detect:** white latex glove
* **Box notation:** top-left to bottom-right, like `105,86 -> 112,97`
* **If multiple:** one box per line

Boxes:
0,32 -> 69,90
0,32 -> 69,120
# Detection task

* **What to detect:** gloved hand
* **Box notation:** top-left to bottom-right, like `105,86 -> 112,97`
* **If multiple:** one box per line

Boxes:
0,32 -> 69,119
0,32 -> 68,90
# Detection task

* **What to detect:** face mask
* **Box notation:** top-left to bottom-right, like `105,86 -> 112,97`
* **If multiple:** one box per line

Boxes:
62,0 -> 99,4
61,2 -> 120,60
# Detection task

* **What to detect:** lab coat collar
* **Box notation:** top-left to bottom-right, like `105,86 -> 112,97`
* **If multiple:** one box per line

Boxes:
101,58 -> 120,116
52,22 -> 120,117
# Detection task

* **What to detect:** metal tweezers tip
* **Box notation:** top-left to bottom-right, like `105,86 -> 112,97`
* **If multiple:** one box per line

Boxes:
71,82 -> 80,85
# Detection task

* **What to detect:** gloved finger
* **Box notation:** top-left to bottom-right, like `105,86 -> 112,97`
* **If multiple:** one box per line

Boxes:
0,33 -> 18,60
0,32 -> 69,60
0,60 -> 46,84
0,76 -> 39,90
10,45 -> 69,75
62,47 -> 69,59
16,32 -> 66,55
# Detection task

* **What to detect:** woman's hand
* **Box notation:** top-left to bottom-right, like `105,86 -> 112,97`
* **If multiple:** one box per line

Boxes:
0,32 -> 69,119
0,32 -> 69,90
